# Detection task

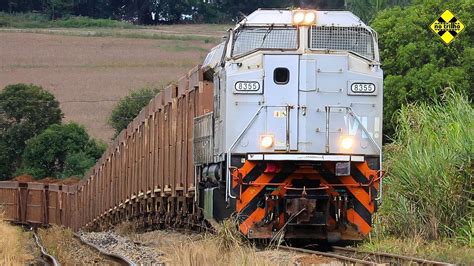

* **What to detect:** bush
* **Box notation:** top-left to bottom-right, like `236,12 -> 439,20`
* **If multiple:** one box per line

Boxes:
109,87 -> 159,136
380,91 -> 473,244
0,12 -> 50,28
54,16 -> 134,28
371,0 -> 473,139
19,123 -> 106,179
0,12 -> 134,28
0,84 -> 63,180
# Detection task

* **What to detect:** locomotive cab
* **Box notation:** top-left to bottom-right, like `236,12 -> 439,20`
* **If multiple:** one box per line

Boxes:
199,9 -> 383,242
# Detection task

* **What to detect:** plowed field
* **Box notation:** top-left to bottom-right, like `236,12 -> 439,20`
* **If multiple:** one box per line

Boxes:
0,25 -> 224,141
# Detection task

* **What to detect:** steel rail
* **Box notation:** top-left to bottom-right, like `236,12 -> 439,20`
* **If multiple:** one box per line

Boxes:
33,232 -> 60,266
332,246 -> 451,265
279,246 -> 373,265
73,233 -> 136,266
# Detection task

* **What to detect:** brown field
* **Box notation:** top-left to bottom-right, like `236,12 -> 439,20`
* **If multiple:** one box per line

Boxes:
0,25 -> 225,141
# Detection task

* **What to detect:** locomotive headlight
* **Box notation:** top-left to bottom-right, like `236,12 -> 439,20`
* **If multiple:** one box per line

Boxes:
303,12 -> 316,25
292,11 -> 305,24
260,135 -> 274,149
292,10 -> 316,25
340,136 -> 354,150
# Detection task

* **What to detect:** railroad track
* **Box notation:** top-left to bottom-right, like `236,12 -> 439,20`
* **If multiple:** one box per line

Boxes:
33,232 -> 59,266
279,245 -> 451,265
73,233 -> 135,266
331,246 -> 451,265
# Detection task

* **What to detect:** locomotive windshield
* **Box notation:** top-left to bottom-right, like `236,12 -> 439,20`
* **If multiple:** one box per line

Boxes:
232,27 -> 298,57
310,26 -> 376,60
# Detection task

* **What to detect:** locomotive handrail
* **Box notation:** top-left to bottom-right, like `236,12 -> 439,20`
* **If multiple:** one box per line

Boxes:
324,105 -> 383,204
226,104 -> 298,201
226,106 -> 265,201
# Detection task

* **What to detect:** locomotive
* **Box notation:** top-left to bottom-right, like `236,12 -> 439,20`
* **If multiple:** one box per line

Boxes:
198,9 -> 383,241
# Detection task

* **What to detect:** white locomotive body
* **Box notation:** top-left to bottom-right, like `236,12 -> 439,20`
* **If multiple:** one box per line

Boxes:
198,9 -> 383,241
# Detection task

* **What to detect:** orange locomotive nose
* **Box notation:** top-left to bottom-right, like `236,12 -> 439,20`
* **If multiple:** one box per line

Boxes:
232,160 -> 379,241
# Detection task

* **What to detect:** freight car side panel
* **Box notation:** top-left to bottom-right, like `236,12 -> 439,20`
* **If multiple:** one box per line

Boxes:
47,184 -> 60,225
26,184 -> 45,225
0,182 -> 19,222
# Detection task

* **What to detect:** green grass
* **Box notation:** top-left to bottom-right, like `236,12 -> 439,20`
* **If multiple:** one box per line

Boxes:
361,91 -> 474,263
372,90 -> 473,252
0,12 -> 134,28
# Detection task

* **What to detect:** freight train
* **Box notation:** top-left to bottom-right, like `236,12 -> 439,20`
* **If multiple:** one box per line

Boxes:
0,9 -> 383,242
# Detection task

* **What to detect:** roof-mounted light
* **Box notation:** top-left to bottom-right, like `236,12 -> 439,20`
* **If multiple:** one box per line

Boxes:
292,10 -> 317,26
293,11 -> 305,24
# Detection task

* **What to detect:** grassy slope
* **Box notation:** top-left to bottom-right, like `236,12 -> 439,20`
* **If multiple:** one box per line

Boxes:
361,91 -> 473,264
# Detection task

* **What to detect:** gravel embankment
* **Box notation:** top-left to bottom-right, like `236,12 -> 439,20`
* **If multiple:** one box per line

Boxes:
80,231 -> 164,265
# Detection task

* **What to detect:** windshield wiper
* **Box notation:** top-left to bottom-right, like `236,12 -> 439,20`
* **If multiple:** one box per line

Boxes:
260,24 -> 275,48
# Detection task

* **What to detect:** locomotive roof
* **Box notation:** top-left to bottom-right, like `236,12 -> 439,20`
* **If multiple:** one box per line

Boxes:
239,9 -> 368,28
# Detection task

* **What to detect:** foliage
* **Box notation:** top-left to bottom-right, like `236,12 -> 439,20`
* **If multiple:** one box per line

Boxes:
346,0 -> 412,23
1,0 -> 415,25
109,87 -> 158,136
0,84 -> 63,180
46,0 -> 74,19
54,16 -> 134,28
379,91 -> 473,243
0,12 -> 134,28
371,0 -> 473,138
19,123 -> 106,179
0,0 -> 349,24
0,12 -> 49,27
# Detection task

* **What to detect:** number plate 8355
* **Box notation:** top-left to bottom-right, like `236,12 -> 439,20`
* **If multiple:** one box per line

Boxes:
234,81 -> 261,93
351,83 -> 376,93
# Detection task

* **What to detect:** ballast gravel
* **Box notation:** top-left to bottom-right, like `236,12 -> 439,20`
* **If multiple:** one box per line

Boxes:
79,231 -> 164,265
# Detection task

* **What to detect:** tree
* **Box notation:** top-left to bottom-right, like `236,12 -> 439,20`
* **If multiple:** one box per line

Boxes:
19,123 -> 106,179
0,84 -> 63,180
346,0 -> 412,23
370,0 -> 473,139
109,87 -> 158,136
46,0 -> 74,19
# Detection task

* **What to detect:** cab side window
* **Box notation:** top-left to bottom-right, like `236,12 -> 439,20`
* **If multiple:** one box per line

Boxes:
274,68 -> 289,85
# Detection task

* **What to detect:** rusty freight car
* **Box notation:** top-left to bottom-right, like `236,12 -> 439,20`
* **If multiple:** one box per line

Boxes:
0,181 -> 75,227
71,65 -> 214,231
